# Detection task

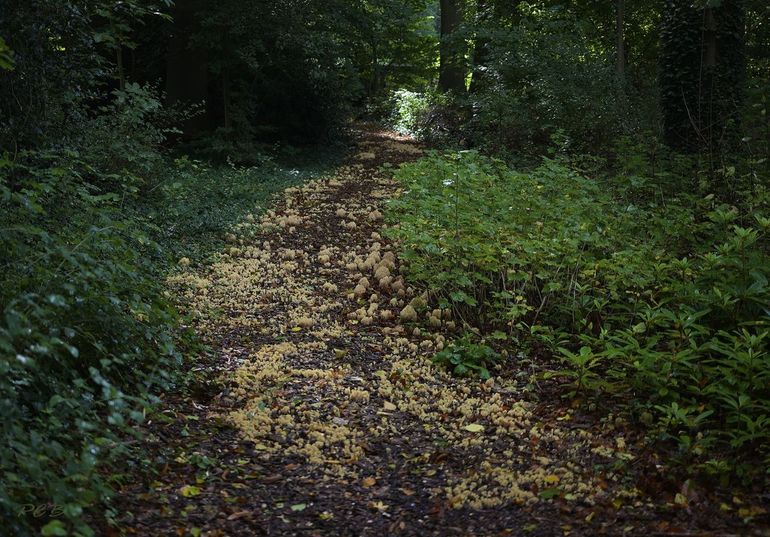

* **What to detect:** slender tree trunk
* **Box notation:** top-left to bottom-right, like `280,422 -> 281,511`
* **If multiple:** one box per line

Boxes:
369,41 -> 384,100
116,45 -> 125,90
704,8 -> 717,68
470,0 -> 489,93
438,0 -> 466,94
223,69 -> 231,130
615,0 -> 626,77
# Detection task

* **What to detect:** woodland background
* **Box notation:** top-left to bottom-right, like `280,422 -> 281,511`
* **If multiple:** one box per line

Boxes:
1,1 -> 769,534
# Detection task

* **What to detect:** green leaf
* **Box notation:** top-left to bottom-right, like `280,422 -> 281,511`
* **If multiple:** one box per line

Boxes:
538,488 -> 562,500
41,520 -> 67,536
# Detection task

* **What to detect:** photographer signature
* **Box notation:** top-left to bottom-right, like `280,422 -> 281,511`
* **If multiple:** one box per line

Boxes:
19,504 -> 64,518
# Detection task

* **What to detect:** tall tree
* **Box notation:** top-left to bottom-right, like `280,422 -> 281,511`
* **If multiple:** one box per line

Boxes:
438,0 -> 466,93
616,0 -> 626,77
660,0 -> 746,153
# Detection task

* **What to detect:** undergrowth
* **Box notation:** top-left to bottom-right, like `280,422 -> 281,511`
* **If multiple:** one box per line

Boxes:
0,84 -> 334,536
386,149 -> 770,477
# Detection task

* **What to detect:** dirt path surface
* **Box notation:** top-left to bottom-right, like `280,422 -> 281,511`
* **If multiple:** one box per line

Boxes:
115,128 -> 764,537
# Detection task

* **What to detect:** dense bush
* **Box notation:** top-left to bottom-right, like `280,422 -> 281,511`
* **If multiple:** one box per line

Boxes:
389,90 -> 434,136
470,23 -> 631,153
386,150 -> 770,473
0,151 -> 183,536
77,83 -> 190,186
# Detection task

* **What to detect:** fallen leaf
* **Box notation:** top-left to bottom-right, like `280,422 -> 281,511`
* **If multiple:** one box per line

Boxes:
463,423 -> 485,433
544,474 -> 561,485
362,477 -> 377,487
227,511 -> 251,521
383,401 -> 397,411
369,501 -> 388,511
178,485 -> 202,498
290,503 -> 307,512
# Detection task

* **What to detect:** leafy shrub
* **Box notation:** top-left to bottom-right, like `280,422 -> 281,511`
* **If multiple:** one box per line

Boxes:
0,148 -> 183,534
78,83 -> 195,193
385,89 -> 469,146
386,150 -> 770,472
433,335 -> 501,379
386,151 -> 630,330
389,90 -> 432,137
465,8 -> 656,156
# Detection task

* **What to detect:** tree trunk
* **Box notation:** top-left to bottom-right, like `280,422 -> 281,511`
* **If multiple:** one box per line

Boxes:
222,69 -> 231,131
439,0 -> 466,94
615,0 -> 626,77
470,0 -> 489,93
116,45 -> 125,90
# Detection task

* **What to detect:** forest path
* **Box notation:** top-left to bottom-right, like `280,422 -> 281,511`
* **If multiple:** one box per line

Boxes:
116,128 -> 712,536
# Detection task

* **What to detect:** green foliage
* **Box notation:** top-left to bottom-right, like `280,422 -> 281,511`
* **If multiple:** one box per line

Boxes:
385,89 -> 471,147
390,90 -> 429,135
91,0 -> 173,54
660,0 -> 746,153
544,347 -> 611,398
387,150 -> 770,472
0,36 -> 13,70
348,0 -> 438,100
0,150 -> 183,535
78,83 -> 194,192
0,105 -> 334,535
439,1 -> 661,155
433,335 -> 501,379
0,0 -> 172,152
145,152 -> 338,263
387,151 -> 621,329
188,0 -> 437,145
